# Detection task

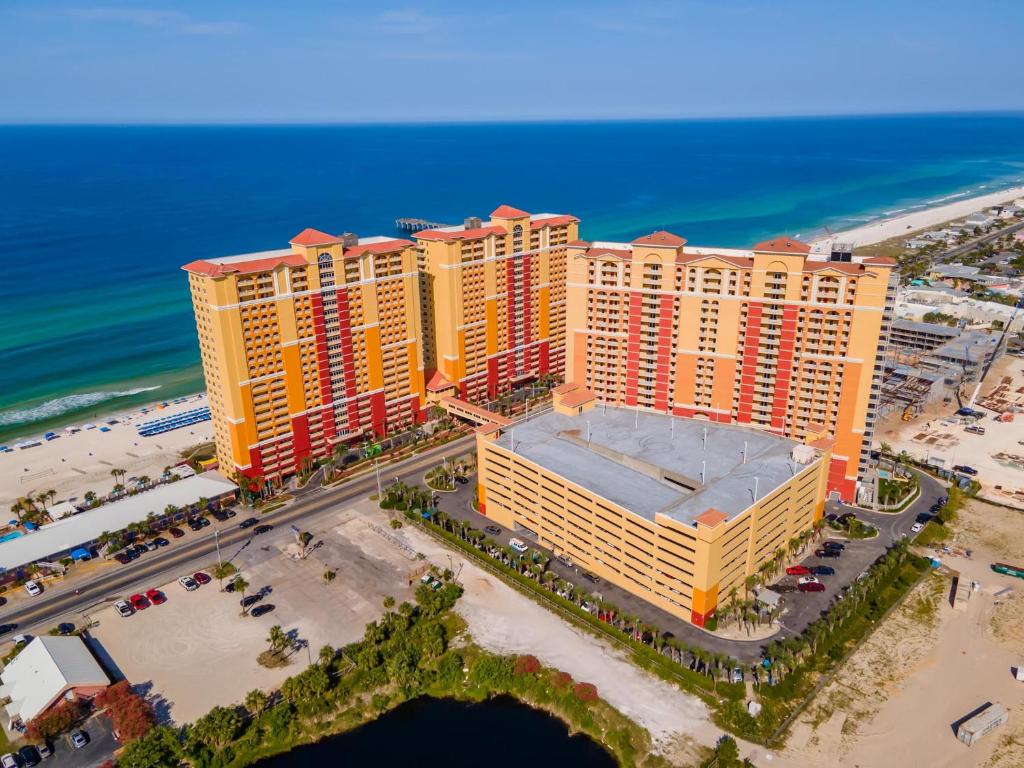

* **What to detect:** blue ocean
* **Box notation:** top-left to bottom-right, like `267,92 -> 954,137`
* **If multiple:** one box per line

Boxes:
1,114 -> 1023,441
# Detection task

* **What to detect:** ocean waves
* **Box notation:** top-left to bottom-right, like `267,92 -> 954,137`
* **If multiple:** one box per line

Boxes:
0,387 -> 161,426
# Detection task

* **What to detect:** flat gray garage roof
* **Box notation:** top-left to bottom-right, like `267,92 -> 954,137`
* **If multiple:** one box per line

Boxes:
495,407 -> 811,524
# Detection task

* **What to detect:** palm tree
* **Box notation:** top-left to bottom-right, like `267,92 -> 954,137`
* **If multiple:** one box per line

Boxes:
139,475 -> 151,488
83,491 -> 97,506
245,689 -> 268,717
235,576 -> 251,614
318,645 -> 335,667
266,625 -> 287,656
744,574 -> 758,599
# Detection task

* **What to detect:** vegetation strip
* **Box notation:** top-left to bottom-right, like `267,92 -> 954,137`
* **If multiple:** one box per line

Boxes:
114,582 -> 668,768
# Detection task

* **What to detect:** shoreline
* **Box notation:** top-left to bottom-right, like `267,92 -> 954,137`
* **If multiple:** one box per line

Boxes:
3,180 -> 1021,450
813,184 -> 1024,247
0,392 -> 213,509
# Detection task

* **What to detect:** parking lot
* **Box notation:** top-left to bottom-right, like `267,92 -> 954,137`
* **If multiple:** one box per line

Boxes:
43,713 -> 117,768
91,506 -> 420,724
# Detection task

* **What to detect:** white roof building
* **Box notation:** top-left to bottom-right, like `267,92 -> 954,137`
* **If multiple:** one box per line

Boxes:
0,472 -> 236,573
0,636 -> 109,725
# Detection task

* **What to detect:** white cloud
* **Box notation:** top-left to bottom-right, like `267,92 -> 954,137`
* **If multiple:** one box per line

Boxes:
71,7 -> 247,36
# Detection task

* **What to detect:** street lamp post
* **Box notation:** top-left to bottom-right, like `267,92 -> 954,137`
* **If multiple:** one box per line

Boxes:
375,460 -> 382,497
214,528 -> 223,569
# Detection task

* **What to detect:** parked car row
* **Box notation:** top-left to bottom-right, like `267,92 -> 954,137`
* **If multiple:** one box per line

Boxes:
2,742 -> 54,767
114,572 -> 210,617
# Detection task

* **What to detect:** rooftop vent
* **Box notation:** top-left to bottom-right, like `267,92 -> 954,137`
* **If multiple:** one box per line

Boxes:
464,216 -> 482,230
340,232 -> 359,248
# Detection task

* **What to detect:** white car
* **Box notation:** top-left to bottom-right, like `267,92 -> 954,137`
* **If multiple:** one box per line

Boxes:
2,752 -> 19,768
178,576 -> 199,591
114,599 -> 133,617
24,580 -> 42,597
797,576 -> 820,585
911,522 -> 924,533
509,537 -> 529,553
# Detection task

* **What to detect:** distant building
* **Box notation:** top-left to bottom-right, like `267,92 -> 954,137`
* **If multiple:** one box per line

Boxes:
964,212 -> 993,228
905,238 -> 935,249
0,636 -> 109,729
889,319 -> 961,353
475,385 -> 830,627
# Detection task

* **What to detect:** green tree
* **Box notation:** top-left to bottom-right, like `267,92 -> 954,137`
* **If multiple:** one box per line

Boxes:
234,576 -> 251,613
117,725 -> 182,768
212,561 -> 236,590
244,689 -> 268,718
267,625 -> 288,655
188,705 -> 243,752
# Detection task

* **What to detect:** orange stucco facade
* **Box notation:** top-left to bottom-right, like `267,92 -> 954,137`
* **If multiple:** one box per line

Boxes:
565,234 -> 896,502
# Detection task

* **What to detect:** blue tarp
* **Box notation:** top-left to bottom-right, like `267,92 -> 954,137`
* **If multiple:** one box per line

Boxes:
70,547 -> 92,561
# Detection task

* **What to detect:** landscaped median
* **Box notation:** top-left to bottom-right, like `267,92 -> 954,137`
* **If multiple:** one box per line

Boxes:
403,485 -> 932,747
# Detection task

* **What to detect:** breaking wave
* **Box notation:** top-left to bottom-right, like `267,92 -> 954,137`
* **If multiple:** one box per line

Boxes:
0,387 -> 161,426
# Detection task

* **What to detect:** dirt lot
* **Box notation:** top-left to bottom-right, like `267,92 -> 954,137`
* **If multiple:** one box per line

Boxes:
769,499 -> 1024,768
879,356 -> 1024,509
91,507 -> 420,724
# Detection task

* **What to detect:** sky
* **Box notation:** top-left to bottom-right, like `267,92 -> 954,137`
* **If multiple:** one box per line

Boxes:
1,0 -> 1022,123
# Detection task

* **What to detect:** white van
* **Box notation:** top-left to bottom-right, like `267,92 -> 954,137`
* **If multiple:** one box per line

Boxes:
509,538 -> 529,553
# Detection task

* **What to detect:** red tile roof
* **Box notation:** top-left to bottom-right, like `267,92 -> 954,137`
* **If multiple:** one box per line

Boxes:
695,508 -> 728,528
810,438 -> 834,451
490,204 -> 530,219
567,239 -> 592,248
530,215 -> 578,229
560,388 -> 597,408
863,255 -> 897,266
426,371 -> 456,393
632,231 -> 687,247
415,225 -> 507,242
290,228 -> 342,246
551,382 -> 578,395
182,253 -> 308,278
752,236 -> 810,255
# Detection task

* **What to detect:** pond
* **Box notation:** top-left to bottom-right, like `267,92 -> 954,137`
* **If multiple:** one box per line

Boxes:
256,695 -> 617,767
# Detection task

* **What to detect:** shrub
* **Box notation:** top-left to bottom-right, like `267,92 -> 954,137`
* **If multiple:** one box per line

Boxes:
514,655 -> 541,676
26,698 -> 87,741
95,681 -> 155,743
573,682 -> 599,703
554,671 -> 573,689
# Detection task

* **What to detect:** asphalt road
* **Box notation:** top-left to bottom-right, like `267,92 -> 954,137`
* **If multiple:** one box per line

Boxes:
0,435 -> 475,636
937,218 -> 1024,262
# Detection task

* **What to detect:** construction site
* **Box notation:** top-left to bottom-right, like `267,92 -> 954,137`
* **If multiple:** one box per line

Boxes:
877,354 -> 1024,509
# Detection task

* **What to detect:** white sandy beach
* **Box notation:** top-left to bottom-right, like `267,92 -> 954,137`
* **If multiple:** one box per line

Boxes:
0,394 -> 213,511
815,185 -> 1024,247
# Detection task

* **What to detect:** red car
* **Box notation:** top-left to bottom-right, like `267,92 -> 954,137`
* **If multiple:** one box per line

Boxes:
168,527 -> 185,539
145,588 -> 167,605
785,565 -> 810,576
193,571 -> 211,585
129,593 -> 150,610
798,581 -> 826,592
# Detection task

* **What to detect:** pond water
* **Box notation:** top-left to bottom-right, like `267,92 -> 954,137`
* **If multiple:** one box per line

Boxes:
256,695 -> 617,767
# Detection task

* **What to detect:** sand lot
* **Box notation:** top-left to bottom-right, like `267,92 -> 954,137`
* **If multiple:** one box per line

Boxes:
393,516 -> 726,760
91,505 -> 419,724
770,499 -> 1024,768
879,356 -> 1024,509
1,394 -> 212,509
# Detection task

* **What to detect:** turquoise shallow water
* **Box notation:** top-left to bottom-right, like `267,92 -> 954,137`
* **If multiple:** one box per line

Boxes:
1,114 -> 1023,441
